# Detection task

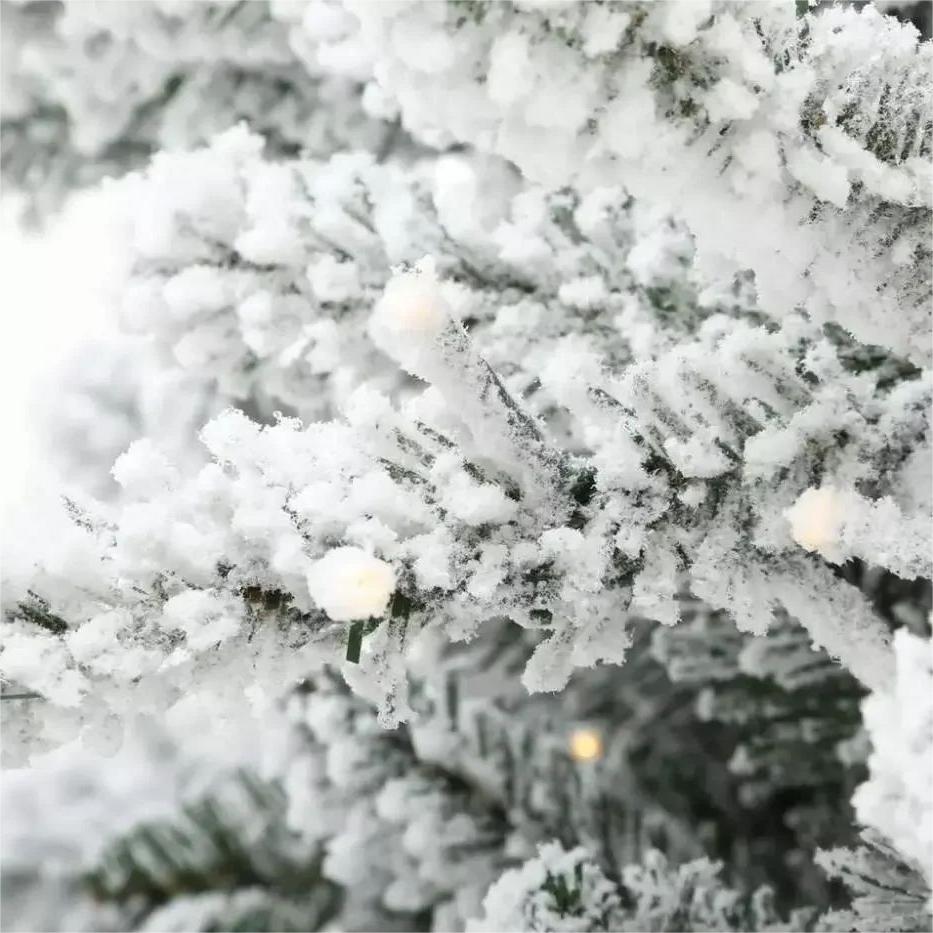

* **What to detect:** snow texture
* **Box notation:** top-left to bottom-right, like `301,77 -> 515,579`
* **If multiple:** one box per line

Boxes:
1,2 -> 931,931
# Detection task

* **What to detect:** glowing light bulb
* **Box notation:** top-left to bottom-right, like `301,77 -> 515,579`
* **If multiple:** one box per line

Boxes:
785,486 -> 846,560
371,258 -> 449,347
393,297 -> 447,335
306,547 -> 396,622
569,728 -> 603,762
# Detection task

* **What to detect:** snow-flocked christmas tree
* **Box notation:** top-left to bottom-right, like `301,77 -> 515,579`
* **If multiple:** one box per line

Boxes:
1,2 -> 931,931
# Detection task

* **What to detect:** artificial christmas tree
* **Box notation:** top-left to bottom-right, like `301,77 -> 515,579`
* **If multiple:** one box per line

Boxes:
1,2 -> 930,931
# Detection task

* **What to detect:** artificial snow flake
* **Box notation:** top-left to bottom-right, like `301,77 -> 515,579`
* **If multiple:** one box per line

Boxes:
853,629 -> 933,883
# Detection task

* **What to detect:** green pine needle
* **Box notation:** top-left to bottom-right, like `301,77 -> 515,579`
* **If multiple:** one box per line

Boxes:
346,620 -> 365,663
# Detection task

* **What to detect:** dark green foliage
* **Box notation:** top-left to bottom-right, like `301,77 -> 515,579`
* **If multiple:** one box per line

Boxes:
84,770 -> 340,931
346,620 -> 365,663
13,592 -> 69,635
816,832 -> 933,932
822,323 -> 923,388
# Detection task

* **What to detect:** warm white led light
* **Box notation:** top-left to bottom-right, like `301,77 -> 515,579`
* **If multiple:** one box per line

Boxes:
377,270 -> 448,338
307,547 -> 396,622
785,486 -> 846,559
391,296 -> 447,335
569,728 -> 603,762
